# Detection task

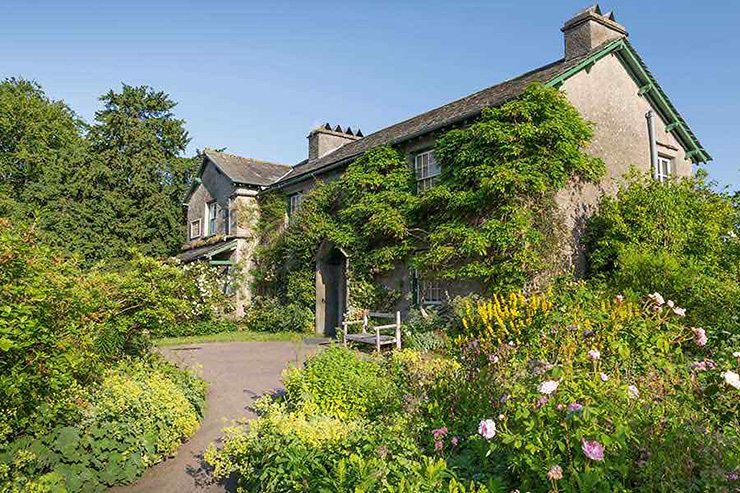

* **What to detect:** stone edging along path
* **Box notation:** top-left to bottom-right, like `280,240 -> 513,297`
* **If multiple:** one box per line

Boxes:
110,340 -> 318,493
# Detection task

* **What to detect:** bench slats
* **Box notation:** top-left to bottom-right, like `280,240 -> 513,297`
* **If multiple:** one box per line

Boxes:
342,310 -> 402,352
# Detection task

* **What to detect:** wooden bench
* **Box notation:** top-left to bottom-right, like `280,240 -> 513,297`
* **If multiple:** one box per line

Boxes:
341,310 -> 402,352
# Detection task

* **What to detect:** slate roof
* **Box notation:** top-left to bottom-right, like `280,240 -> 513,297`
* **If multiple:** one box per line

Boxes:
178,239 -> 237,262
205,150 -> 290,187
275,46 -> 603,185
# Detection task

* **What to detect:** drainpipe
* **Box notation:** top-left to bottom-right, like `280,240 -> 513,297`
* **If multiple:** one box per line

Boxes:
646,110 -> 658,180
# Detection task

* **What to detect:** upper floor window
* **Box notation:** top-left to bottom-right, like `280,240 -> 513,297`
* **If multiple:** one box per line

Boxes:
288,192 -> 303,217
207,201 -> 218,235
189,219 -> 202,240
656,156 -> 672,183
414,150 -> 441,192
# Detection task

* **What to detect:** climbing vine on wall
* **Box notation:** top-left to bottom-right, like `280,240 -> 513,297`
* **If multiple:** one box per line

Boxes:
253,83 -> 606,312
253,146 -> 418,310
416,83 -> 605,289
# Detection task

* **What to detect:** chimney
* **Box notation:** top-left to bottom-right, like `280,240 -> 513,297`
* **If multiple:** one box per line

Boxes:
562,4 -> 627,61
307,123 -> 362,161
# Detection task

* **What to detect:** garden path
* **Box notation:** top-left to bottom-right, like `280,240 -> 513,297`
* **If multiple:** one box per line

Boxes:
111,340 -> 320,493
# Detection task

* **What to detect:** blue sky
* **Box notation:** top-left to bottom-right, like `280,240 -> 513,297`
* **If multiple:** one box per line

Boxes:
3,0 -> 738,190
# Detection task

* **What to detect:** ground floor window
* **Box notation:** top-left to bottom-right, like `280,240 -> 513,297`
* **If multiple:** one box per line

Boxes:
223,266 -> 236,296
415,271 -> 444,305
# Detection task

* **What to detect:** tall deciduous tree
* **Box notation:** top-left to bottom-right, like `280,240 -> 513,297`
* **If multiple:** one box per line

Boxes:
0,78 -> 99,255
0,78 -> 86,214
88,84 -> 197,259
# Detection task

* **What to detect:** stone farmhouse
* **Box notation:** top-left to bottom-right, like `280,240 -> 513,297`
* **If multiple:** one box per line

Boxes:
180,5 -> 710,335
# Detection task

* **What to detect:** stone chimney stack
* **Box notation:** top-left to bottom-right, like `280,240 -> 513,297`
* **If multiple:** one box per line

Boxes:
562,4 -> 627,61
307,123 -> 362,161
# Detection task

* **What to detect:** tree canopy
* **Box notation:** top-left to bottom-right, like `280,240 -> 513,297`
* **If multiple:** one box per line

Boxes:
0,78 -> 199,262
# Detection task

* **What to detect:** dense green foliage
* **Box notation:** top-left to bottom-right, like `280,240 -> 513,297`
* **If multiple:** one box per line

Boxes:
0,78 -> 85,200
206,348 -> 488,492
0,220 -> 219,447
255,145 -> 418,311
417,83 -> 605,288
253,84 -> 605,315
0,78 -> 199,261
283,347 -> 397,420
87,84 -> 197,259
243,297 -> 314,333
586,173 -> 740,336
1,357 -> 206,492
207,285 -> 740,492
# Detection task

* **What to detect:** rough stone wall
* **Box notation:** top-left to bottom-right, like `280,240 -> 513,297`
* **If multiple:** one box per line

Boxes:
232,192 -> 261,316
557,52 -> 693,273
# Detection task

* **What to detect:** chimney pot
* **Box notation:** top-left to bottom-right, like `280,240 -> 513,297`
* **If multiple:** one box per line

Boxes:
307,123 -> 362,161
562,4 -> 627,60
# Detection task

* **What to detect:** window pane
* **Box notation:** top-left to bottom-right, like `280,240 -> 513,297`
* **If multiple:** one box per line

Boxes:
417,273 -> 443,304
415,151 -> 441,192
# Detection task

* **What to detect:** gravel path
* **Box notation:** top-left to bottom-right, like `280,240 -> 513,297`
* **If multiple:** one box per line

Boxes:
111,340 -> 318,493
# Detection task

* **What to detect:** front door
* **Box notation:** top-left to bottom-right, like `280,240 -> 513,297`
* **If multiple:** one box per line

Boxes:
315,245 -> 347,337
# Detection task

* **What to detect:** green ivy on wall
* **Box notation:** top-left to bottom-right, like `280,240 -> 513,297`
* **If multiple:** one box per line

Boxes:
252,83 -> 606,312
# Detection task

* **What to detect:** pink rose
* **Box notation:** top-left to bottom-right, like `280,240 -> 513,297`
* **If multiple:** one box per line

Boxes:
692,327 -> 708,347
478,419 -> 496,440
581,438 -> 605,461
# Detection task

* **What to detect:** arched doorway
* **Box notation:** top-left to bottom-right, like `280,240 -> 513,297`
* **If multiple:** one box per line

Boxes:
315,242 -> 348,337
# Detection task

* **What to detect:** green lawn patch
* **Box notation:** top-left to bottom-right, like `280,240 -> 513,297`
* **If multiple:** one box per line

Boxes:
155,330 -> 307,346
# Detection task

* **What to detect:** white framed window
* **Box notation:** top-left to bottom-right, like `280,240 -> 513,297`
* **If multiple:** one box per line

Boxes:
288,192 -> 303,216
656,156 -> 672,183
416,272 -> 444,305
189,219 -> 202,239
207,201 -> 218,235
414,150 -> 441,192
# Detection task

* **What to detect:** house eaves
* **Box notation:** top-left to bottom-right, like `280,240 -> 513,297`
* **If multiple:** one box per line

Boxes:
272,37 -> 710,191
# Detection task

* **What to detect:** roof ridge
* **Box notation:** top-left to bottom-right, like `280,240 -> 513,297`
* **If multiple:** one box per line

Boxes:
206,149 -> 290,168
352,57 -> 567,145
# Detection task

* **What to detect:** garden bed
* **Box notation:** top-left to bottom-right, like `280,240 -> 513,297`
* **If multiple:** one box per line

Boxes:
205,287 -> 740,492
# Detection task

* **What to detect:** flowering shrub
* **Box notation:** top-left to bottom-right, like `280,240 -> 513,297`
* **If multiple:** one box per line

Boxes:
0,222 -> 213,491
458,291 -> 552,345
206,348 -> 493,492
585,174 -> 740,338
438,284 -> 739,491
282,346 -> 397,420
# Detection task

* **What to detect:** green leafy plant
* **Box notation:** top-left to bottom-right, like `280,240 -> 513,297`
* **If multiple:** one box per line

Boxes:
585,172 -> 740,337
0,357 -> 206,492
416,83 -> 605,289
242,296 -> 313,333
0,220 -> 217,446
283,346 -> 398,420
